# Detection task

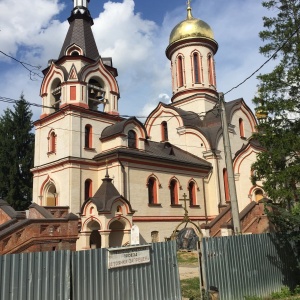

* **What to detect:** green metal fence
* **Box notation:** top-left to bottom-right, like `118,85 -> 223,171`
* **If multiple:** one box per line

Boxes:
202,233 -> 300,300
0,241 -> 181,300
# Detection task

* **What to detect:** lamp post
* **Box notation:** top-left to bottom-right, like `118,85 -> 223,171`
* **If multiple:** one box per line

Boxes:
219,93 -> 241,234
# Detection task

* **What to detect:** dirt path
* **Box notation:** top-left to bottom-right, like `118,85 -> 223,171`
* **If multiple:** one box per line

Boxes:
179,265 -> 199,280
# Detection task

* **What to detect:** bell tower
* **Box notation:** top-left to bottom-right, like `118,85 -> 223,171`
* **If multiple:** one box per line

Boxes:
40,0 -> 120,118
32,0 -> 121,212
165,2 -> 218,114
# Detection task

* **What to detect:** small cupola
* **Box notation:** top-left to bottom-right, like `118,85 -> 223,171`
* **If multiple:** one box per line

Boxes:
168,1 -> 216,48
165,1 -> 219,108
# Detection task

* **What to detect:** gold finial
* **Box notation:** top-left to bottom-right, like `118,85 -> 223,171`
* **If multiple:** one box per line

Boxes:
187,0 -> 193,19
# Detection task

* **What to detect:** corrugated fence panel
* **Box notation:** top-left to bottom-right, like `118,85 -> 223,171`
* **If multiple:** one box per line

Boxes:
202,233 -> 300,300
0,250 -> 71,300
72,241 -> 181,300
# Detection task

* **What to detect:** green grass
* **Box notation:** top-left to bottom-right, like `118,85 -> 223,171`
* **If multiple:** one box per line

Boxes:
177,251 -> 199,266
245,286 -> 300,300
181,277 -> 201,300
180,282 -> 300,300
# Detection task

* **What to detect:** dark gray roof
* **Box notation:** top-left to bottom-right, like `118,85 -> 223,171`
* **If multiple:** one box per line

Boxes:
233,138 -> 263,161
165,104 -> 203,127
81,173 -> 134,213
91,175 -> 120,211
101,117 -> 146,140
195,98 -> 244,149
149,99 -> 245,151
59,17 -> 100,61
94,140 -> 212,169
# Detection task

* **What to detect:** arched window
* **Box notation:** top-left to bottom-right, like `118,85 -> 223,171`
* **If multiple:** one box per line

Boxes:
223,168 -> 230,202
49,131 -> 56,153
193,52 -> 201,83
85,179 -> 92,200
170,179 -> 179,205
188,181 -> 197,206
208,54 -> 215,86
255,189 -> 264,202
177,55 -> 184,87
88,78 -> 104,111
161,121 -> 168,141
45,184 -> 57,206
239,118 -> 245,138
85,124 -> 92,148
51,80 -> 61,111
148,177 -> 158,204
128,130 -> 137,148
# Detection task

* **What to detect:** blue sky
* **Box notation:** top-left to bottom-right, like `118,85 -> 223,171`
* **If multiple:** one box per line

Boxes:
0,0 -> 274,121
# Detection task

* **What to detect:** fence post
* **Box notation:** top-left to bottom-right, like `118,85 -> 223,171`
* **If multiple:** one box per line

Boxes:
197,241 -> 204,300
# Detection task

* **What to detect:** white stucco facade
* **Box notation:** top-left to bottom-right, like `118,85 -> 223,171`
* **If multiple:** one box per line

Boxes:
31,2 -> 264,248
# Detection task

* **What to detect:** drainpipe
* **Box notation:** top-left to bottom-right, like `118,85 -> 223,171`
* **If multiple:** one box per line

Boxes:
202,178 -> 208,224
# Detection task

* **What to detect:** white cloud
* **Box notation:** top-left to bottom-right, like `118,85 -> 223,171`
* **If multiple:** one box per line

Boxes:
140,93 -> 170,117
0,0 -> 65,57
0,0 -> 275,120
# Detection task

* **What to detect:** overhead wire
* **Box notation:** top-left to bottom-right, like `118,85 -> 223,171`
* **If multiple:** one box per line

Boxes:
1,18 -> 299,122
224,22 -> 300,96
0,50 -> 43,80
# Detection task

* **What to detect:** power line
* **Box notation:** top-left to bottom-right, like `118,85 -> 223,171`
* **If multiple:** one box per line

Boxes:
0,50 -> 43,80
224,23 -> 300,96
0,95 -> 216,122
2,17 -> 299,120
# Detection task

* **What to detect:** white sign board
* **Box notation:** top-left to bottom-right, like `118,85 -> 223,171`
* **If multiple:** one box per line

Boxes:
131,224 -> 140,245
108,245 -> 151,269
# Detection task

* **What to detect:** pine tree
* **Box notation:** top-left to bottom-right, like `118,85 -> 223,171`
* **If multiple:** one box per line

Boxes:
0,94 -> 34,210
252,0 -> 300,210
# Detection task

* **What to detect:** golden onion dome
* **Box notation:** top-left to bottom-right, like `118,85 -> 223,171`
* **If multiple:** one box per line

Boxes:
169,3 -> 214,45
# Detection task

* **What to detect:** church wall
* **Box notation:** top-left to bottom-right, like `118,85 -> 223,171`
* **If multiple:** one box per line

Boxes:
34,111 -> 115,168
172,97 -> 217,115
32,161 -> 102,213
170,44 -> 217,108
216,121 -> 257,211
61,60 -> 88,78
235,153 -> 255,210
235,151 -> 263,210
101,136 -> 126,152
126,166 -> 206,216
203,160 -> 222,217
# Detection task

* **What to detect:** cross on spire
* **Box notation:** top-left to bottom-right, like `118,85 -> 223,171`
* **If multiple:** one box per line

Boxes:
186,0 -> 193,19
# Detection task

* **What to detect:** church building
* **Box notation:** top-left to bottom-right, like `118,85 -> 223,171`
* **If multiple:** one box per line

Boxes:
30,0 -> 265,249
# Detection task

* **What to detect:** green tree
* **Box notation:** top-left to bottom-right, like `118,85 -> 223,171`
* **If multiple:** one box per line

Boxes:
252,0 -> 300,210
252,1 -> 300,261
0,94 -> 34,210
